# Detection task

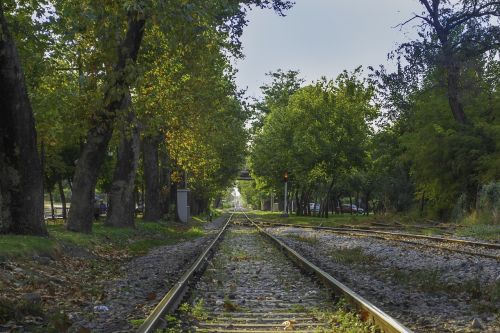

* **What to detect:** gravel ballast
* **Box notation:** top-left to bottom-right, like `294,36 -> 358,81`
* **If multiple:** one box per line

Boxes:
267,226 -> 500,333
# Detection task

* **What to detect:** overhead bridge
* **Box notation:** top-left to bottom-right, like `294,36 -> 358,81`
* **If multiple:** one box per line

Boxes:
237,169 -> 253,181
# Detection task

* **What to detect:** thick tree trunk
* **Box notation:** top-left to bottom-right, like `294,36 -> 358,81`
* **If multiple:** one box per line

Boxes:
365,192 -> 371,215
159,148 -> 171,215
446,61 -> 467,125
106,99 -> 140,228
143,136 -> 162,221
0,5 -> 46,235
66,14 -> 145,233
58,179 -> 67,219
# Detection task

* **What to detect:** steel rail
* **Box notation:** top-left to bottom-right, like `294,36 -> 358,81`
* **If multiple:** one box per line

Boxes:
242,212 -> 414,333
137,213 -> 234,333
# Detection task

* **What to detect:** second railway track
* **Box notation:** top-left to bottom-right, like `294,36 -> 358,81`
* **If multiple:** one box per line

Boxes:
252,220 -> 500,260
138,212 -> 413,333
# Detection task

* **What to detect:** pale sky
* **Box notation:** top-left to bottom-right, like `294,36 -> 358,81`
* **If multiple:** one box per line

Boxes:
235,0 -> 422,98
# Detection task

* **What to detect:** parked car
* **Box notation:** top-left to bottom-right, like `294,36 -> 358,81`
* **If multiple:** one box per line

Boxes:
309,202 -> 320,213
341,203 -> 364,214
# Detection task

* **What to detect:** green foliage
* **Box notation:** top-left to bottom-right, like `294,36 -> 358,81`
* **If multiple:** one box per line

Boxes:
250,69 -> 377,215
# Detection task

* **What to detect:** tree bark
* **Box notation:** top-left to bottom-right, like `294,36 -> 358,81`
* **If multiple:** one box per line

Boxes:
0,5 -> 46,235
66,13 -> 146,233
446,61 -> 467,124
159,148 -> 171,215
349,195 -> 353,215
106,95 -> 140,228
49,190 -> 55,219
143,135 -> 162,221
58,179 -> 67,219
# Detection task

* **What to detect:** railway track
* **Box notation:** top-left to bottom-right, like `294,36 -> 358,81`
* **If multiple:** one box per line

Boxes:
137,212 -> 413,333
253,220 -> 500,260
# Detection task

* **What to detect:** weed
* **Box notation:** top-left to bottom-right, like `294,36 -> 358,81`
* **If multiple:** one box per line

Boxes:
287,234 -> 319,244
312,299 -> 377,333
164,314 -> 181,333
129,319 -> 145,327
191,299 -> 208,321
289,304 -> 307,313
223,298 -> 238,312
331,247 -> 374,265
231,249 -> 250,261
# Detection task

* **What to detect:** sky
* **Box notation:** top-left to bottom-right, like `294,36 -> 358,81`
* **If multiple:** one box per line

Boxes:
234,0 -> 422,99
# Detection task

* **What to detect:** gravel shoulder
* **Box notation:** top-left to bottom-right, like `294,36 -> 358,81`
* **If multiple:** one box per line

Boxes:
74,214 -> 229,332
0,215 -> 229,333
267,226 -> 500,333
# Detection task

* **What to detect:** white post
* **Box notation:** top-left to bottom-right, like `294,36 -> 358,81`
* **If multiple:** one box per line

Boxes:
177,189 -> 190,223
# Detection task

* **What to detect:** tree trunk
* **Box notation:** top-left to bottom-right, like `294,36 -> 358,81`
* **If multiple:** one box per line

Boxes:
159,148 -> 171,215
365,192 -> 371,215
58,179 -> 67,219
106,98 -> 140,228
143,135 -> 162,221
349,195 -> 353,215
419,191 -> 425,217
446,61 -> 467,125
0,5 -> 46,235
49,190 -> 55,219
67,13 -> 145,233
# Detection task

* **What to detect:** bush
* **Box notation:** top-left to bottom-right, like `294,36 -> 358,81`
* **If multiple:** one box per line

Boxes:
477,182 -> 500,224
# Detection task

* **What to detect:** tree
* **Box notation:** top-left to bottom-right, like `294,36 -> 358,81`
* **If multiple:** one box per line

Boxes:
0,2 -> 46,235
251,70 -> 377,216
399,0 -> 500,124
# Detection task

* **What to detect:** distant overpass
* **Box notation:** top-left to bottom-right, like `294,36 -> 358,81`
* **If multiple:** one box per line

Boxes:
237,169 -> 253,181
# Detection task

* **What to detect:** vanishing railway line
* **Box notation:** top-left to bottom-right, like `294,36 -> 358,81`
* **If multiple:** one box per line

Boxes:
137,212 -> 413,333
252,220 -> 500,260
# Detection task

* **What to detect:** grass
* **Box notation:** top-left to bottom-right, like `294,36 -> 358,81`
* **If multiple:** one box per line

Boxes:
455,224 -> 500,241
249,210 -> 500,242
248,210 -> 373,227
0,235 -> 56,258
286,233 -> 320,244
330,247 -> 374,265
312,299 -> 378,333
386,267 -> 500,310
0,218 -> 206,259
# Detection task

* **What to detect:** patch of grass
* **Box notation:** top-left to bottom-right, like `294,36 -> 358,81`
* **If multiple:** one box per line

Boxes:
223,298 -> 238,312
387,268 -> 442,293
0,235 -> 57,258
330,247 -> 374,265
248,210 -> 373,228
191,299 -> 208,321
289,304 -> 307,313
164,314 -> 182,333
231,249 -> 250,261
387,268 -> 500,312
313,299 -> 378,333
286,234 -> 319,245
50,220 -> 204,252
455,224 -> 500,241
0,219 -> 205,259
129,319 -> 144,328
